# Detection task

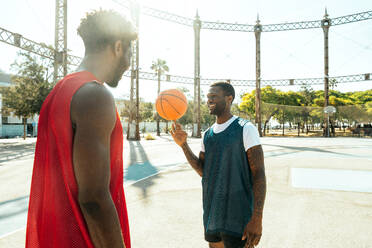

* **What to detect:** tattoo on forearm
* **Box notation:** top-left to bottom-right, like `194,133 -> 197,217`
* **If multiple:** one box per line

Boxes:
247,145 -> 266,215
181,143 -> 203,176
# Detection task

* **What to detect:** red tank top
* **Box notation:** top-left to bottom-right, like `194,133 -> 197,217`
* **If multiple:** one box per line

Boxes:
26,71 -> 131,248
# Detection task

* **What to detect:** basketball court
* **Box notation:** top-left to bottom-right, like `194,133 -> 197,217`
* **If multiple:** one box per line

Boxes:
1,136 -> 372,247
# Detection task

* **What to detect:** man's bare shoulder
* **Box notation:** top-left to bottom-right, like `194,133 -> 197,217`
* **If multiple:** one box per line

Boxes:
71,82 -> 115,124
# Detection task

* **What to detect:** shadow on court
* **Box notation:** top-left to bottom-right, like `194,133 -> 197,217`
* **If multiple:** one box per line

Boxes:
0,196 -> 29,220
125,141 -> 159,200
156,135 -> 173,142
0,196 -> 29,237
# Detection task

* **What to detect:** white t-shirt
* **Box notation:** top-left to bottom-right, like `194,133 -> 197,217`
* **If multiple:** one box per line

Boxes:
201,116 -> 261,152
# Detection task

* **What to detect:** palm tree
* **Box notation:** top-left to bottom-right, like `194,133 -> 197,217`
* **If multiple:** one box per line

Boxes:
151,59 -> 169,136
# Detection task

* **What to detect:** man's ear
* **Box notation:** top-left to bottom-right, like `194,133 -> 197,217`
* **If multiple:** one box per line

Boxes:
114,40 -> 123,57
227,95 -> 233,105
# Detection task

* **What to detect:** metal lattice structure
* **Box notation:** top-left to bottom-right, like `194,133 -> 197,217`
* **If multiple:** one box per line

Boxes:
53,0 -> 67,82
67,54 -> 82,67
0,26 -> 80,69
1,26 -> 371,88
0,27 -> 54,59
141,7 -> 193,26
261,20 -> 321,32
261,73 -> 372,87
120,71 -> 372,87
202,21 -> 255,32
112,0 -> 193,26
204,11 -> 371,32
113,0 -> 372,32
331,11 -> 372,26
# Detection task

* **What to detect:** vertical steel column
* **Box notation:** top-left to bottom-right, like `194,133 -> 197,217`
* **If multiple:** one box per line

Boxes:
128,63 -> 135,140
193,11 -> 201,138
156,71 -> 161,136
128,24 -> 135,139
254,16 -> 263,137
322,9 -> 331,137
135,38 -> 140,140
54,0 -> 67,82
128,2 -> 140,140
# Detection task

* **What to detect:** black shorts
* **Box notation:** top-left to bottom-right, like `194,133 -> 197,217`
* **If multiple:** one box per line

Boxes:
205,232 -> 246,248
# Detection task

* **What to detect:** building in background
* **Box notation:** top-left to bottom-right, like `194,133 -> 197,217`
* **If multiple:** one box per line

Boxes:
0,72 -> 38,138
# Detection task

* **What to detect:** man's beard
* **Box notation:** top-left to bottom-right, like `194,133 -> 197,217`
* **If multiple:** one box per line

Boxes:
108,55 -> 129,88
210,101 -> 226,116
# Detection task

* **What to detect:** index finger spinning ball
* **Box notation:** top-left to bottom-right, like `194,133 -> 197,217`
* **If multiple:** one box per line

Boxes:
155,89 -> 188,121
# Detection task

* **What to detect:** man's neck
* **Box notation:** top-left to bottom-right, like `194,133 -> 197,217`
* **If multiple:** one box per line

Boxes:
77,54 -> 110,83
216,112 -> 233,124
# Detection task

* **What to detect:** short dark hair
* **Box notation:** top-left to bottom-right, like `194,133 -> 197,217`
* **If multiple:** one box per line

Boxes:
77,9 -> 137,54
210,81 -> 235,102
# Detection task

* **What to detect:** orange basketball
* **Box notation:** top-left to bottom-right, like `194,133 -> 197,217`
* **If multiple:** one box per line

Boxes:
155,89 -> 188,121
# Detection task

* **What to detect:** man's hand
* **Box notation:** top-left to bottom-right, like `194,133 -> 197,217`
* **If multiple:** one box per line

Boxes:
170,122 -> 187,147
170,121 -> 204,176
242,215 -> 262,248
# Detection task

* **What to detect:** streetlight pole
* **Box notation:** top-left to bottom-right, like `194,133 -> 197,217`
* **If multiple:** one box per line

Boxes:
54,0 -> 67,82
128,1 -> 140,140
254,15 -> 263,137
193,10 -> 202,138
322,8 -> 331,137
157,68 -> 161,136
135,41 -> 140,140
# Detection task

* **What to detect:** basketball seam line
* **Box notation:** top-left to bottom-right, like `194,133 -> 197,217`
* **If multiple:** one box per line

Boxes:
162,98 -> 182,116
160,95 -> 169,120
160,93 -> 187,104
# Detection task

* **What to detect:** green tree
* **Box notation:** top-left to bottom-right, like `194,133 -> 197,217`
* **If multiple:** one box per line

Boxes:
240,86 -> 283,136
117,99 -> 130,119
350,89 -> 372,104
1,51 -> 53,139
297,86 -> 316,133
140,102 -> 154,122
118,99 -> 155,122
178,100 -> 194,126
239,86 -> 372,136
231,103 -> 247,119
151,59 -> 169,135
365,102 -> 372,122
177,87 -> 194,127
329,79 -> 338,90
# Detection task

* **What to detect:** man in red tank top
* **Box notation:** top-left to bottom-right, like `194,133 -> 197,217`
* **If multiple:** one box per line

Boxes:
26,10 -> 137,248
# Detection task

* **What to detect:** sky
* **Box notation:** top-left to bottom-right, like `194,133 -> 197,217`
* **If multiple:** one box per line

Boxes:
0,0 -> 371,103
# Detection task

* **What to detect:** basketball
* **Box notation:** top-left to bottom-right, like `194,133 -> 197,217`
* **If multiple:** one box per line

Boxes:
155,89 -> 188,121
